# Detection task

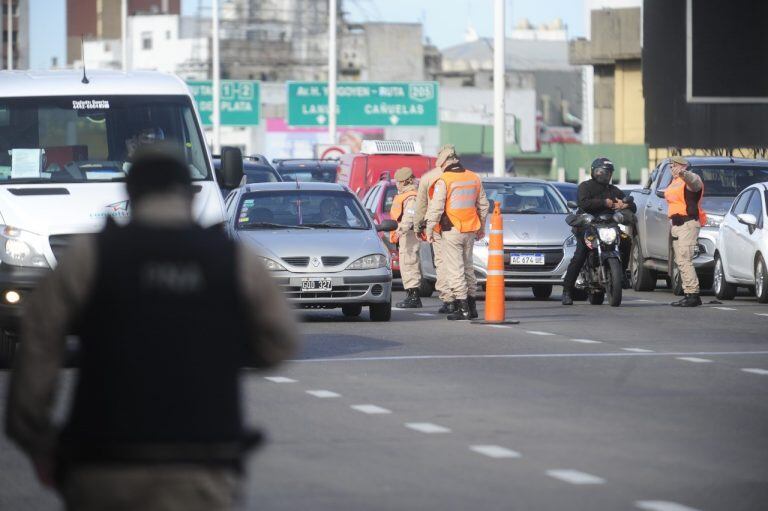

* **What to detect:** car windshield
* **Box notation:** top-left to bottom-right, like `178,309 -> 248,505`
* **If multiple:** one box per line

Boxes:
487,183 -> 568,214
0,95 -> 210,184
245,167 -> 279,183
236,190 -> 370,230
691,166 -> 768,197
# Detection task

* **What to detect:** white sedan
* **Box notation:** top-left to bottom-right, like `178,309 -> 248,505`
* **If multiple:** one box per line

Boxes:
714,182 -> 768,302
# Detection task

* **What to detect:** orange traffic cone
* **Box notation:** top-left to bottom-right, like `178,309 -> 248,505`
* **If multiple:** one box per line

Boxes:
473,201 -> 519,325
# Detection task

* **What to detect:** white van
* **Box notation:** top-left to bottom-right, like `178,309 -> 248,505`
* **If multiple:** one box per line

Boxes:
0,70 -> 243,363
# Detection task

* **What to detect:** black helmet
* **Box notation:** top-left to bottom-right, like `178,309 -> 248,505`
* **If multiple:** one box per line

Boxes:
590,157 -> 614,185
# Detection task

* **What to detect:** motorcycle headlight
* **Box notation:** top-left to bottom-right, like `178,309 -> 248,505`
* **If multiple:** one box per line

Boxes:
704,214 -> 723,228
597,227 -> 618,244
347,254 -> 388,270
1,226 -> 49,268
258,257 -> 286,271
563,234 -> 577,248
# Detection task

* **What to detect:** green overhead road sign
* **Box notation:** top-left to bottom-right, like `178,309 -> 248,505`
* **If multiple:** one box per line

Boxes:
287,81 -> 439,127
187,80 -> 260,126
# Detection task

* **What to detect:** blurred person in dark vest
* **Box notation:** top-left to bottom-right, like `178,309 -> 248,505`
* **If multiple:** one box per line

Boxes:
5,146 -> 298,511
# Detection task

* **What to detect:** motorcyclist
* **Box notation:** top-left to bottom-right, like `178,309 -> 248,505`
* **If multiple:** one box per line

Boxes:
561,157 -> 636,305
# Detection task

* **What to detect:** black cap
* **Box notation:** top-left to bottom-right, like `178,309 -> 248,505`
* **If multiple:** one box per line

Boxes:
126,145 -> 193,203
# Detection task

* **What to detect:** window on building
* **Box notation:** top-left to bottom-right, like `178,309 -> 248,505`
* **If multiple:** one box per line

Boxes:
142,32 -> 152,50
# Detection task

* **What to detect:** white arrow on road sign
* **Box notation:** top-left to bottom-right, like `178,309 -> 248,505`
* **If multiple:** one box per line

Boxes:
389,115 -> 400,125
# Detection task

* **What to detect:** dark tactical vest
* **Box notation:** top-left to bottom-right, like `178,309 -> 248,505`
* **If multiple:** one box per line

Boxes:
60,222 -> 254,464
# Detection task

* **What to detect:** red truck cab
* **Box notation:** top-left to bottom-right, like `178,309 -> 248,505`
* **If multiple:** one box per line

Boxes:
337,140 -> 436,199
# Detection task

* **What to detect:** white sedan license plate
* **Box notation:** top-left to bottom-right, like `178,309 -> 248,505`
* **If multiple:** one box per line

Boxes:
301,278 -> 333,292
509,253 -> 545,265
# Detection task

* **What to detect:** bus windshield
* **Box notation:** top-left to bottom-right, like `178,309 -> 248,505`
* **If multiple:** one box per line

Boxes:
0,95 -> 211,183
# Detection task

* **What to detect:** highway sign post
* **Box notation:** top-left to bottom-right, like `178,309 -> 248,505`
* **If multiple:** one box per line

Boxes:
287,82 -> 439,127
187,80 -> 261,126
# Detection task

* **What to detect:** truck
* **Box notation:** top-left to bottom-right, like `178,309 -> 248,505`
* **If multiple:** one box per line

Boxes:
0,70 -> 244,365
629,156 -> 768,295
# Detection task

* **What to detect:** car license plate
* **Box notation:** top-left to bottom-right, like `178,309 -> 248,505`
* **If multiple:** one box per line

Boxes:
509,253 -> 545,265
301,278 -> 333,292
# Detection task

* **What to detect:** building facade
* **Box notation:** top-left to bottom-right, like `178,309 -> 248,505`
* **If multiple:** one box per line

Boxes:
1,0 -> 29,69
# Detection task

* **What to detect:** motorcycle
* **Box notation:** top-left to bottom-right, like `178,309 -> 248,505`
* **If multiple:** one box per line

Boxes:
567,205 -> 634,307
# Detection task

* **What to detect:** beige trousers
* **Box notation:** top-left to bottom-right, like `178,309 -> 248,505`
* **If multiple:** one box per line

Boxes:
399,231 -> 422,290
442,229 -> 478,300
671,220 -> 701,294
62,465 -> 239,511
432,231 -> 452,302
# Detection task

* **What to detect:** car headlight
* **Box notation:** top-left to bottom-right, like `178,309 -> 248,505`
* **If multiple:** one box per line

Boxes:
563,234 -> 577,248
347,254 -> 388,270
704,214 -> 723,228
597,227 -> 617,244
0,226 -> 49,268
258,257 -> 286,271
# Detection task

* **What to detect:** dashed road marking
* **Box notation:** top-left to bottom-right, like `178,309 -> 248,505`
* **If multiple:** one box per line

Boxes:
546,469 -> 605,485
676,357 -> 712,363
415,312 -> 436,317
635,501 -> 702,511
633,299 -> 656,303
742,368 -> 768,375
713,307 -> 737,311
756,313 -> 768,317
469,445 -> 521,459
264,377 -> 297,383
306,390 -> 340,398
351,404 -> 392,414
405,422 -> 451,434
570,338 -> 602,344
488,325 -> 510,329
526,330 -> 555,336
623,348 -> 655,353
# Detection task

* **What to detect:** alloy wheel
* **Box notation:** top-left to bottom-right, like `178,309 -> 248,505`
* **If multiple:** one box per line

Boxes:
757,260 -> 766,298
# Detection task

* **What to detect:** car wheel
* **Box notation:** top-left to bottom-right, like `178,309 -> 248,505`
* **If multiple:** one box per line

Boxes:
713,255 -> 737,300
0,331 -> 18,369
418,279 -> 435,298
755,255 -> 768,304
630,237 -> 656,292
370,300 -> 392,322
342,304 -> 363,317
532,284 -> 552,300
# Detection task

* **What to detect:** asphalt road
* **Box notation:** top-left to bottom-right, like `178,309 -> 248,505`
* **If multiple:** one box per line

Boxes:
1,285 -> 767,510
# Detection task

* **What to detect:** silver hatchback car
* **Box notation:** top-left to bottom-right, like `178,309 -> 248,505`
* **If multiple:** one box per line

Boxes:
419,178 -> 576,300
225,183 -> 396,321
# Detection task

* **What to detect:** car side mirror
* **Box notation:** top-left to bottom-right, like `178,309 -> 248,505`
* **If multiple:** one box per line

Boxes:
376,219 -> 397,232
220,147 -> 244,189
567,200 -> 578,210
655,190 -> 666,199
737,213 -> 758,227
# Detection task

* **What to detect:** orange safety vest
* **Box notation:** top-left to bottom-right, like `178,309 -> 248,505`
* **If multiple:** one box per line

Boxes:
389,190 -> 417,243
664,176 -> 707,225
439,170 -> 482,233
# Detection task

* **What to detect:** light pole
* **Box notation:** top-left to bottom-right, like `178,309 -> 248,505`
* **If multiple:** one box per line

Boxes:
328,0 -> 337,144
121,0 -> 128,71
212,0 -> 221,153
493,0 -> 506,177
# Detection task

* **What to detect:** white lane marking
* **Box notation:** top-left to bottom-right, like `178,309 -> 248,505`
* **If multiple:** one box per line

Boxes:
526,330 -> 555,336
570,338 -> 602,344
415,312 -> 436,317
676,357 -> 712,363
546,469 -> 605,485
405,422 -> 451,434
623,348 -> 655,353
713,306 -> 737,311
392,307 -> 408,311
306,390 -> 340,398
488,325 -> 510,329
470,445 -> 521,459
292,350 -> 768,363
635,500 -> 702,511
756,313 -> 768,317
264,377 -> 297,383
633,299 -> 656,303
742,368 -> 768,375
351,404 -> 391,414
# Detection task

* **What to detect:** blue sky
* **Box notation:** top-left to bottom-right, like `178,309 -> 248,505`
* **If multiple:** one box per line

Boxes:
30,0 -> 584,70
